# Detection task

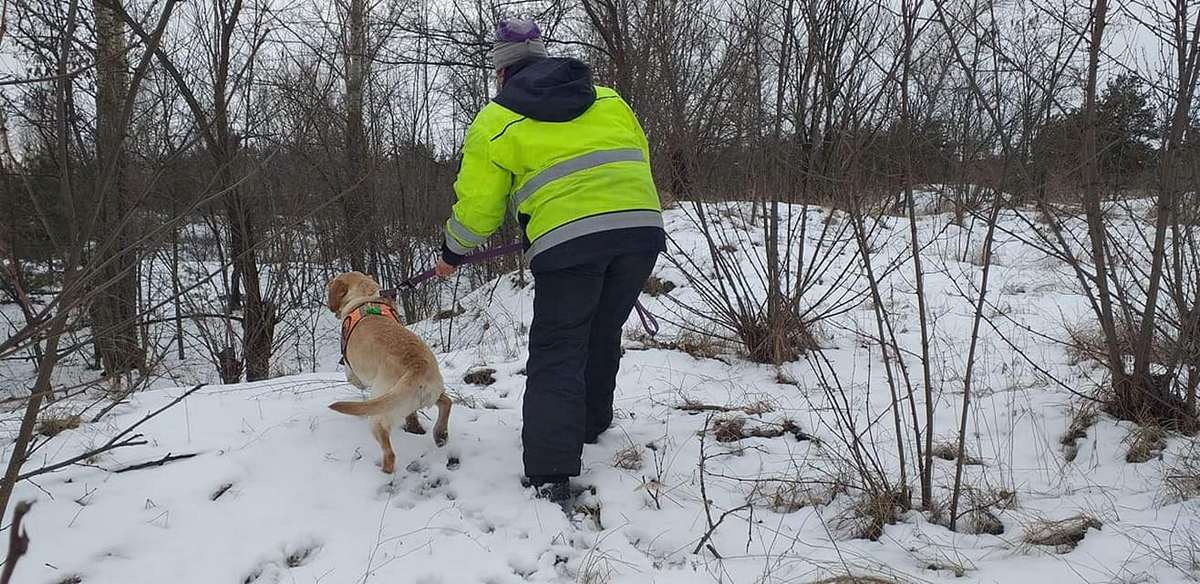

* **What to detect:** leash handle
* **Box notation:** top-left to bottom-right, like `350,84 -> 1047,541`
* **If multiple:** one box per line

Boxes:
634,300 -> 659,337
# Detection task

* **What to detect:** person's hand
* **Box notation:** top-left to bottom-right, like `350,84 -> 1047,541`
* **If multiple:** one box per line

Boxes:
435,259 -> 457,279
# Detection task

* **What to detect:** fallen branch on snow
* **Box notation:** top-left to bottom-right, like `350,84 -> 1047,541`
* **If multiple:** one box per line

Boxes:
113,452 -> 201,474
710,417 -> 815,443
17,383 -> 206,481
675,400 -> 773,416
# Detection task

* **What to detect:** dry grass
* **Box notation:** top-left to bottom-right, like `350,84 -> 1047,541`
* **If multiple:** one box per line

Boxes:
1164,440 -> 1200,502
1023,514 -> 1103,551
576,551 -> 613,584
930,440 -> 984,465
709,416 -> 813,443
964,509 -> 1005,536
462,368 -> 497,386
1060,320 -> 1193,428
1105,373 -> 1195,432
432,303 -> 465,321
712,416 -> 747,442
447,390 -> 483,409
674,331 -> 723,360
834,487 -> 906,541
1061,402 -> 1099,462
967,487 -> 1015,534
1124,423 -> 1167,463
1063,321 -> 1143,367
632,330 -> 725,360
775,369 -> 799,386
612,445 -> 643,471
736,312 -> 824,364
921,558 -> 969,578
642,276 -> 676,297
37,413 -> 81,437
750,479 -> 833,513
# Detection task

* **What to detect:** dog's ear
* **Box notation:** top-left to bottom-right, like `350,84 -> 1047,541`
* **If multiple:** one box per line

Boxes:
362,273 -> 381,297
327,278 -> 349,314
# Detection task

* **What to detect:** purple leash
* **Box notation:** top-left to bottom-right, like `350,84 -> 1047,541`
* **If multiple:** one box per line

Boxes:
380,242 -> 659,337
634,300 -> 659,336
382,243 -> 524,293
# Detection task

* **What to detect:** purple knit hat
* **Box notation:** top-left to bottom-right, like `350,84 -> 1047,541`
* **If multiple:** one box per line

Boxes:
491,18 -> 548,70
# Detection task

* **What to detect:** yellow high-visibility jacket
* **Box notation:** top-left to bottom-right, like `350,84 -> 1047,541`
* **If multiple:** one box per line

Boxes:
443,58 -> 663,267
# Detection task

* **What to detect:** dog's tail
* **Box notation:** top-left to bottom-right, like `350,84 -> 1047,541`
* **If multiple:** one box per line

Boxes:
328,390 -> 407,417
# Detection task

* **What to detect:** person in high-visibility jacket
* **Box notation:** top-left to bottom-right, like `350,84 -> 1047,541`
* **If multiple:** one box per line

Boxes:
435,17 -> 665,506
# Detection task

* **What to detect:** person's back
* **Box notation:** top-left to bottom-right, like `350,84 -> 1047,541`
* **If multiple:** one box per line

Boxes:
472,59 -> 661,267
443,56 -> 663,271
436,17 -> 664,509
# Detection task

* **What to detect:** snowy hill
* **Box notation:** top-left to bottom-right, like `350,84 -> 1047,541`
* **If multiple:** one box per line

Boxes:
5,199 -> 1199,584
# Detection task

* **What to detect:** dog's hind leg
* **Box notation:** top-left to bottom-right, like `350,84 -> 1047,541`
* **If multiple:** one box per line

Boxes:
433,394 -> 451,447
371,415 -> 396,473
403,413 -> 426,435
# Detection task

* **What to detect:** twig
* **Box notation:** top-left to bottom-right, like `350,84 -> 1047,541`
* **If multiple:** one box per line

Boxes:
89,392 -> 132,424
17,384 -> 205,481
676,402 -> 742,414
693,416 -> 753,557
0,500 -> 33,584
113,452 -> 201,474
17,437 -> 147,480
692,503 -> 753,556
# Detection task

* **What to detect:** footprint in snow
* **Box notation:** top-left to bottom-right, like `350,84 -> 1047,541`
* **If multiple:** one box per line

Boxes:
242,539 -> 322,583
458,504 -> 498,535
374,457 -> 458,503
508,554 -> 539,578
415,474 -> 458,501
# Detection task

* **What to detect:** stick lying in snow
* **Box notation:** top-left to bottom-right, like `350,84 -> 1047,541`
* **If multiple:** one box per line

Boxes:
675,400 -> 773,415
692,502 -> 752,556
17,384 -> 206,481
0,500 -> 33,584
113,452 -> 201,474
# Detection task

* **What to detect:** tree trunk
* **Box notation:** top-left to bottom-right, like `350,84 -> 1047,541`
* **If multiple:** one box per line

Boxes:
1127,3 -> 1200,426
171,222 -> 184,360
220,166 -> 273,381
900,0 -> 933,511
1078,0 -> 1123,386
91,0 -> 143,378
212,14 -> 271,381
342,0 -> 374,272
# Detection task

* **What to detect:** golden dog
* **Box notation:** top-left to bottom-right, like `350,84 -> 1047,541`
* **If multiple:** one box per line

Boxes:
326,271 -> 450,473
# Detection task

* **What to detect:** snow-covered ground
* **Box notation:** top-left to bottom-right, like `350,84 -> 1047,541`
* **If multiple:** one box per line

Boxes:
3,194 -> 1198,583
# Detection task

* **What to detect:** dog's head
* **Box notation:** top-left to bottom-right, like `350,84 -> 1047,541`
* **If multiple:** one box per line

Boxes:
326,271 -> 382,315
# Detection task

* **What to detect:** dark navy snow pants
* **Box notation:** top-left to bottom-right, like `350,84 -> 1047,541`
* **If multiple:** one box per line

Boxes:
522,251 -> 657,478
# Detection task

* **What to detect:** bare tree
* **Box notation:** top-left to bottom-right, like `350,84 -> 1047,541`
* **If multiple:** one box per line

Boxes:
90,0 -> 144,380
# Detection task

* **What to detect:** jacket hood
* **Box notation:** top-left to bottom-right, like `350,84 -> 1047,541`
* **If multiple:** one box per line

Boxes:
494,57 -> 596,122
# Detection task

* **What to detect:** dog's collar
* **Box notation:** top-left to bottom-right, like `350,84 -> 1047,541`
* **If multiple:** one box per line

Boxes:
339,301 -> 401,366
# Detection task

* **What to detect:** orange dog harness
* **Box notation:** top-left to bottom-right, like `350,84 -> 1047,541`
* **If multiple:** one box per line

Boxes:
340,301 -> 402,365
